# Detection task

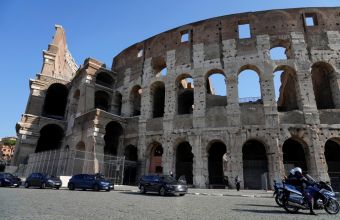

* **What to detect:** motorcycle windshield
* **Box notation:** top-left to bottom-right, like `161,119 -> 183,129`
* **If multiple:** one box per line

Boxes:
178,175 -> 187,184
305,174 -> 316,184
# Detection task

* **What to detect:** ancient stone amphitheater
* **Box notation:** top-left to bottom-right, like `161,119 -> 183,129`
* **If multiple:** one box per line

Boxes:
13,7 -> 340,190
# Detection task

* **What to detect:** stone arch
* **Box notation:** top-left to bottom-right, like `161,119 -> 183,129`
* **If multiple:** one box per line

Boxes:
95,72 -> 114,88
104,121 -> 123,156
123,144 -> 138,185
282,137 -> 308,174
324,138 -> 340,191
130,85 -> 142,116
242,139 -> 268,189
311,62 -> 338,109
207,140 -> 227,186
42,83 -> 68,119
273,65 -> 300,111
95,90 -> 110,112
176,74 -> 194,115
150,81 -> 165,118
35,124 -> 64,153
205,69 -> 227,107
238,65 -> 262,104
148,142 -> 163,174
112,92 -> 122,115
152,56 -> 167,77
175,141 -> 194,184
74,141 -> 86,174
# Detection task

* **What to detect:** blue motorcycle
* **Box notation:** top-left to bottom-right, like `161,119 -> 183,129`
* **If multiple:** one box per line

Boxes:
282,174 -> 339,215
273,180 -> 284,207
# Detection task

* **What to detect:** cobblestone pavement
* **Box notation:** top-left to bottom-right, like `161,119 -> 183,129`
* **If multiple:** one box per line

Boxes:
0,187 -> 339,220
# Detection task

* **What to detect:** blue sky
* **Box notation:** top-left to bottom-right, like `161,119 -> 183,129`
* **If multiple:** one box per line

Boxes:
0,0 -> 339,137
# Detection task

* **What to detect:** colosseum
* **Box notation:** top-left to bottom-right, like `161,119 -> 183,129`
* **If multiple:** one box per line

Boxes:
13,7 -> 340,190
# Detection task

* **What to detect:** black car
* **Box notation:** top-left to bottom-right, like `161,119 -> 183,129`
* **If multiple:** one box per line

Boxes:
68,174 -> 114,191
24,173 -> 62,189
138,175 -> 188,196
0,172 -> 21,187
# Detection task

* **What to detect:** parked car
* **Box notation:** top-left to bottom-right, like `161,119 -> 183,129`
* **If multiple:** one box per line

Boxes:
24,173 -> 62,189
138,175 -> 188,196
67,174 -> 114,191
0,172 -> 21,187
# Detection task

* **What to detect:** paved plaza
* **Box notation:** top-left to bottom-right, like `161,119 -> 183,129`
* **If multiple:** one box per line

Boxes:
0,186 -> 339,220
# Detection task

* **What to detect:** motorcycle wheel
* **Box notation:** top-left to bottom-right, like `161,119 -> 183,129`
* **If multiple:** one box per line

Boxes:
275,194 -> 283,207
283,200 -> 299,214
324,198 -> 340,215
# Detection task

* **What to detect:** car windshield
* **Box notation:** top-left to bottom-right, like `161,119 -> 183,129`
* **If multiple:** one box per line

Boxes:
161,175 -> 176,183
95,174 -> 105,180
4,173 -> 14,178
43,174 -> 51,178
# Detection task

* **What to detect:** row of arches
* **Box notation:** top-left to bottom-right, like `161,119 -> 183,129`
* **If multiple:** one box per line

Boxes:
33,122 -> 340,190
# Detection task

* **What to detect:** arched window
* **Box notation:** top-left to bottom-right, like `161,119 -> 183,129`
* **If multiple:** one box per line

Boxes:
311,62 -> 337,109
206,70 -> 227,108
153,57 -> 167,77
149,142 -> 163,173
273,66 -> 299,112
35,124 -> 64,153
177,74 -> 194,115
96,72 -> 114,88
104,121 -> 123,156
282,138 -> 308,173
43,83 -> 68,119
238,67 -> 261,104
150,82 -> 165,118
95,91 -> 110,112
130,85 -> 142,116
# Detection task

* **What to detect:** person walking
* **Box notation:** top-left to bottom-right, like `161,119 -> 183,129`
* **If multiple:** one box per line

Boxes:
235,175 -> 241,191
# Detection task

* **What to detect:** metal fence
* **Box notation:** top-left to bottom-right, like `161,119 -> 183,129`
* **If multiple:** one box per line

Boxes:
239,97 -> 262,103
16,149 -> 137,185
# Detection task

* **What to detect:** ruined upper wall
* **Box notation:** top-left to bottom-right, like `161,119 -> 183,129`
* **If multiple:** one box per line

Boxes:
112,7 -> 340,81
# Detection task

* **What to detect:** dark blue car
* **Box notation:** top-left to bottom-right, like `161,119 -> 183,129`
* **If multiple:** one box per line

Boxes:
0,172 -> 21,187
24,173 -> 62,189
68,174 -> 114,191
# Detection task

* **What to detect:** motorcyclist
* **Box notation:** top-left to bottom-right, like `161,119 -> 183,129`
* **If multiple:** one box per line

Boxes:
285,167 -> 316,215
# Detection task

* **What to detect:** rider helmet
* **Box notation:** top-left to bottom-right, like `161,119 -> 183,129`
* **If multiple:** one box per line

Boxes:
289,167 -> 302,176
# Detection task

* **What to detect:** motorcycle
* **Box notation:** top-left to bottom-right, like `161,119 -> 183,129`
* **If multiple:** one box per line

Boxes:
282,174 -> 340,215
273,180 -> 284,207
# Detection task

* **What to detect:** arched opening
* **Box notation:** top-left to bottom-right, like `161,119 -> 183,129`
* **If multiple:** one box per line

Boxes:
206,70 -> 227,108
35,124 -> 64,153
176,141 -> 194,184
149,142 -> 163,174
123,145 -> 138,185
177,74 -> 194,115
208,141 -> 227,186
150,81 -> 165,118
325,138 -> 340,191
42,83 -> 68,119
153,57 -> 167,77
282,138 -> 308,173
113,92 -> 122,116
311,62 -> 336,109
238,67 -> 262,104
96,72 -> 114,88
74,141 -> 85,174
242,140 -> 268,189
95,91 -> 110,112
130,85 -> 142,116
104,121 -> 123,156
270,47 -> 287,60
273,66 -> 299,112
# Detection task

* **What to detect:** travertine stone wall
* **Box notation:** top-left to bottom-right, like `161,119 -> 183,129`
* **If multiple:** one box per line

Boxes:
13,8 -> 340,189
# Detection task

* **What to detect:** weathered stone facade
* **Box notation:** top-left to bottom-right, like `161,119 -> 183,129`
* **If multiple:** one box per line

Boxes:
13,8 -> 340,189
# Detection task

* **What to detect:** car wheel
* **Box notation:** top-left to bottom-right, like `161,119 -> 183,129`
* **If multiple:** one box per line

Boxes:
41,182 -> 46,189
93,184 -> 100,191
0,181 -> 2,187
179,194 -> 185,196
140,185 -> 146,194
24,182 -> 29,188
106,188 -> 111,192
159,187 -> 166,196
68,183 -> 75,190
55,187 -> 60,190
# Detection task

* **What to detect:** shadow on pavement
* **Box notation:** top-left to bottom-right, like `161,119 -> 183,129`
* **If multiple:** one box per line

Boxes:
236,203 -> 279,208
119,191 -> 183,198
231,208 -> 287,215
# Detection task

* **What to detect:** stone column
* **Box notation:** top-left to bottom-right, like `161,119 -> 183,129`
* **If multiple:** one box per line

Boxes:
189,133 -> 205,188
